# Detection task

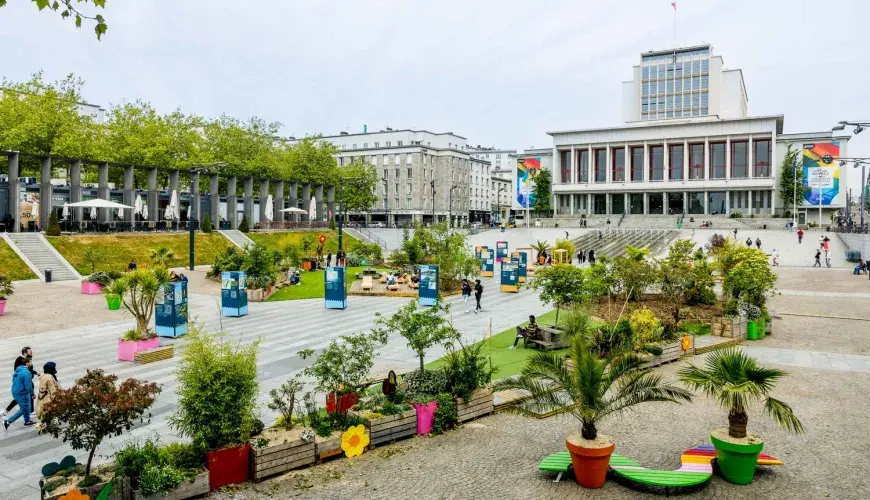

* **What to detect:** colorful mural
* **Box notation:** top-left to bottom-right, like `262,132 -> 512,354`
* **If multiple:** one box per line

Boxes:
802,142 -> 841,206
514,157 -> 541,209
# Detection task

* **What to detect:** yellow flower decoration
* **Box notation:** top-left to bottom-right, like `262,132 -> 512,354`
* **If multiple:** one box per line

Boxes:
341,424 -> 369,458
58,489 -> 90,500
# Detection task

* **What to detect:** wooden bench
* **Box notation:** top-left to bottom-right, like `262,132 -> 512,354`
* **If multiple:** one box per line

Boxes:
528,326 -> 568,350
361,276 -> 373,291
134,345 -> 174,364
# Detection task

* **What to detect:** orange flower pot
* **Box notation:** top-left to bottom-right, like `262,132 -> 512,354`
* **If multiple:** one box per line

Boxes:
566,437 -> 615,488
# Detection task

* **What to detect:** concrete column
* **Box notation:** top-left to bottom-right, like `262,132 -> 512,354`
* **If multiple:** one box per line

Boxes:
210,174 -> 220,227
39,157 -> 53,229
664,192 -> 669,214
7,153 -> 19,232
605,193 -> 612,215
147,167 -> 159,223
587,193 -> 592,215
748,136 -> 754,178
243,177 -> 254,225
227,176 -> 238,229
259,179 -> 269,223
748,190 -> 753,215
123,165 -> 135,224
315,184 -> 324,222
569,147 -> 575,184
703,190 -> 709,215
683,191 -> 688,214
725,137 -> 731,180
273,180 -> 285,223
663,139 -> 669,182
69,160 -> 82,226
605,145 -> 612,184
624,193 -> 629,215
643,142 -> 649,182
301,183 -> 311,221
643,192 -> 649,215
98,162 -> 110,224
683,139 -> 689,181
770,190 -> 775,215
725,191 -> 731,215
569,193 -> 575,215
288,182 -> 298,222
704,138 -> 710,180
169,170 -> 179,194
191,171 -> 200,226
327,185 -> 335,221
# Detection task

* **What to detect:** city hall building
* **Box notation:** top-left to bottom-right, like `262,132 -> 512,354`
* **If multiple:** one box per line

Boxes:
549,44 -> 850,219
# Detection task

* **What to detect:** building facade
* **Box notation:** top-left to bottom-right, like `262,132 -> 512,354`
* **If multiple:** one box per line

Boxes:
469,156 -> 492,223
490,176 -> 511,222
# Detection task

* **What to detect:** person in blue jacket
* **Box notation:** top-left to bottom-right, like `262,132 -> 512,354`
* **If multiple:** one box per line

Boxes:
4,356 -> 36,429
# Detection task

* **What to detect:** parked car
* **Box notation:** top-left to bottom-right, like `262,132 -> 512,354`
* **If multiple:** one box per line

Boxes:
369,221 -> 386,228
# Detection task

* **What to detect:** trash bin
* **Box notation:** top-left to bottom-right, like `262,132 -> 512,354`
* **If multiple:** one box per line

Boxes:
763,224 -> 767,230
44,269 -> 52,283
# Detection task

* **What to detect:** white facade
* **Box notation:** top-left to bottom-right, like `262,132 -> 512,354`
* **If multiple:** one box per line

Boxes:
468,147 -> 516,172
490,176 -> 511,220
469,157 -> 491,218
77,102 -> 106,123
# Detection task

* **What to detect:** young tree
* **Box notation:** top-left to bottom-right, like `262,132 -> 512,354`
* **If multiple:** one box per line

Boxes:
529,264 -> 586,326
200,213 -> 213,233
111,267 -> 170,337
238,214 -> 250,233
612,245 -> 656,301
532,169 -> 552,213
42,370 -> 160,477
149,246 -> 176,267
657,239 -> 695,324
778,144 -> 806,214
340,159 -> 379,215
373,300 -> 458,371
298,330 -> 389,395
45,210 -> 61,236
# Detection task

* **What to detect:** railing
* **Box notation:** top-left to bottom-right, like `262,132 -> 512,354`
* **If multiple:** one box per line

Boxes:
254,221 -> 330,230
344,226 -> 388,249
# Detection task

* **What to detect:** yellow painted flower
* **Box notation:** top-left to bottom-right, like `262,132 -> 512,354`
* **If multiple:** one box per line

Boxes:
341,424 -> 369,458
58,489 -> 90,500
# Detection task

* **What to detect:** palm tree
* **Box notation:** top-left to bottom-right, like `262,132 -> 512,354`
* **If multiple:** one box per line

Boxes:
149,246 -> 177,267
493,336 -> 692,440
530,240 -> 549,262
111,267 -> 171,338
678,347 -> 803,439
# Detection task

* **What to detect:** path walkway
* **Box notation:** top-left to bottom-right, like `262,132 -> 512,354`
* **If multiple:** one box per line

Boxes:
741,346 -> 870,373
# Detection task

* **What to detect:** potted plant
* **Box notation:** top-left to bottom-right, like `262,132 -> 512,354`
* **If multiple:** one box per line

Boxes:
350,392 -> 416,447
739,301 -> 764,341
104,278 -> 124,311
679,348 -> 803,485
41,370 -> 160,497
373,299 -> 458,435
81,271 -> 111,295
170,327 -> 261,490
0,274 -> 12,317
111,268 -> 169,360
442,340 -> 495,423
114,439 -> 209,500
493,337 -> 692,488
250,377 -> 316,481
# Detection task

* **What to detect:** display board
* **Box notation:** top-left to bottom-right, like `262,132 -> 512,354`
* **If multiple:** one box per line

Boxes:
418,264 -> 439,306
500,261 -> 519,293
511,252 -> 527,283
221,271 -> 248,317
802,141 -> 842,207
155,281 -> 188,338
325,266 -> 348,309
480,247 -> 494,277
514,157 -> 541,209
496,241 -> 508,262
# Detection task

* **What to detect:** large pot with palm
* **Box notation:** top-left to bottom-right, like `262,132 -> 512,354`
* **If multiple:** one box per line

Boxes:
494,337 -> 692,488
110,267 -> 171,361
679,348 -> 803,485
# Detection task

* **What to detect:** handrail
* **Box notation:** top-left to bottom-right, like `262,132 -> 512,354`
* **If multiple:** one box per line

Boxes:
346,226 -> 388,249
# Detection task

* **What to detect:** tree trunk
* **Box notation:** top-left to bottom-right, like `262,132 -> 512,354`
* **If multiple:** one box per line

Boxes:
85,445 -> 97,477
419,352 -> 424,372
728,408 -> 748,438
581,422 -> 597,440
554,306 -> 560,327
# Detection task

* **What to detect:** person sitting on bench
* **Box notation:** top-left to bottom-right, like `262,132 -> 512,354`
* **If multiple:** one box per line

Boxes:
510,315 -> 539,349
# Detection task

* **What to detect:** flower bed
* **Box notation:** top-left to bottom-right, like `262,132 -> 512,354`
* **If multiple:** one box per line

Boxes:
351,408 -> 417,447
132,471 -> 209,500
40,465 -> 117,500
250,427 -> 316,481
638,340 -> 686,369
455,388 -> 494,423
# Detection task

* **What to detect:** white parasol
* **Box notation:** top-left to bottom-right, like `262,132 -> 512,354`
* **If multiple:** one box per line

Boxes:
219,202 -> 227,221
66,199 -> 134,210
118,207 -> 124,219
142,204 -> 149,220
265,195 -> 274,222
89,205 -> 98,220
134,194 -> 143,215
166,190 -> 179,220
309,197 -> 316,220
280,207 -> 307,213
61,203 -> 69,221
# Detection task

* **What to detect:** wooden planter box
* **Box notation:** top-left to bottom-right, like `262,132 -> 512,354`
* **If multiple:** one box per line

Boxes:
711,317 -> 747,339
352,409 -> 417,447
455,388 -> 494,423
251,437 -> 315,481
315,428 -> 370,461
42,478 -> 121,500
133,471 -> 209,500
639,340 -> 685,369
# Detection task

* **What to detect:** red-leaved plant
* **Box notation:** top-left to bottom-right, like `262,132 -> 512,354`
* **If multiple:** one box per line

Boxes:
42,369 -> 161,477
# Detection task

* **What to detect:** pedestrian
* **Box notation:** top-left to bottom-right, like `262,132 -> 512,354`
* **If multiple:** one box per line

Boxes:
814,249 -> 822,267
746,237 -> 752,247
772,249 -> 779,266
797,228 -> 804,244
128,259 -> 137,272
461,279 -> 472,313
733,228 -> 738,239
823,238 -> 830,252
588,249 -> 596,265
4,356 -> 36,429
473,279 -> 483,314
819,236 -> 825,249
825,250 -> 832,268
598,230 -> 603,241
179,273 -> 188,282
576,251 -> 582,264
606,218 -> 611,226
35,362 -> 60,426
1,347 -> 36,420
326,251 -> 332,268
565,231 -> 569,240
755,238 -> 762,250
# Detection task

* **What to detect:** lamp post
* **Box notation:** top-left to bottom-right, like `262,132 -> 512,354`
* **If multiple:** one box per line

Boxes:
448,184 -> 458,228
430,179 -> 436,224
832,121 -> 869,230
188,168 -> 203,271
381,176 -> 389,227
497,185 -> 506,223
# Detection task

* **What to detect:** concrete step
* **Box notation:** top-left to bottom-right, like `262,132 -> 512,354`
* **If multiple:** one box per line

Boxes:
218,229 -> 255,249
3,233 -> 80,282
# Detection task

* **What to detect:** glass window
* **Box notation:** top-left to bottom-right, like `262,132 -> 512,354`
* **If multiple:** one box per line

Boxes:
668,192 -> 684,214
407,183 -> 412,195
386,141 -> 391,147
612,148 -> 625,182
407,168 -> 412,178
593,194 -> 607,214
701,59 -> 709,73
648,193 -> 664,214
692,61 -> 700,74
688,192 -> 705,214
650,145 -> 664,181
701,92 -> 709,106
754,139 -> 771,177
731,141 -> 748,178
710,143 -> 726,179
395,155 -> 401,165
701,76 -> 709,89
692,94 -> 700,107
642,66 -> 650,79
689,144 -> 704,179
594,149 -> 606,183
397,141 -> 403,146
667,80 -> 674,93
579,150 -> 589,183
630,193 -> 644,214
352,144 -> 357,149
395,168 -> 400,178
708,191 -> 726,215
560,150 -> 571,183
611,193 -> 625,215
669,145 -> 684,181
630,146 -> 644,182
407,153 -> 413,164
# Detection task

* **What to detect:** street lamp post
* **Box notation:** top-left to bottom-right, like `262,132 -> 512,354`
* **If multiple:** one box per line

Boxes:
448,184 -> 458,228
188,168 -> 202,271
430,180 -> 436,223
381,176 -> 389,228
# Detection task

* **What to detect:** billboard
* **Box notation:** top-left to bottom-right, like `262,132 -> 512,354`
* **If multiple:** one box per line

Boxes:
514,157 -> 541,210
802,142 -> 841,207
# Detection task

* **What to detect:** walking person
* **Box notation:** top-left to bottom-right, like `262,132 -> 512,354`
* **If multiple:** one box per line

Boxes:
4,357 -> 36,429
461,279 -> 472,313
473,279 -> 483,314
326,251 -> 332,268
814,249 -> 822,267
565,230 -> 569,240
588,249 -> 596,265
755,237 -> 762,250
771,249 -> 779,266
1,347 -> 36,420
797,228 -> 804,244
746,237 -> 753,247
733,228 -> 738,239
35,362 -> 60,430
825,250 -> 832,268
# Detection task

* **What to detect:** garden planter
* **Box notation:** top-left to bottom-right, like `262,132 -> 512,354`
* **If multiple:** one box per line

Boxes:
639,340 -> 686,368
352,409 -> 417,446
565,434 -> 615,488
250,430 -> 315,481
106,294 -> 122,310
325,392 -> 358,414
758,320 -> 766,339
411,401 -> 438,435
315,430 -> 344,460
746,321 -> 760,341
302,261 -> 312,271
81,281 -> 103,294
0,299 -> 6,317
118,337 -> 160,361
711,317 -> 747,339
133,470 -> 210,500
206,444 -> 250,490
711,432 -> 764,485
455,388 -> 494,423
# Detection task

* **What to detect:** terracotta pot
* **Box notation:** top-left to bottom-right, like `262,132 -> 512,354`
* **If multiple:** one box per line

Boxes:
206,444 -> 250,490
565,436 -> 615,488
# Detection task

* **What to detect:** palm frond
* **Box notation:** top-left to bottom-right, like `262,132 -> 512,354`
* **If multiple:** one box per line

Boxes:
765,397 -> 804,434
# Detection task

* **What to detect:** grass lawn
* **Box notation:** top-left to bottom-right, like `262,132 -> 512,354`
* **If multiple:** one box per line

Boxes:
247,230 -> 363,255
0,238 -> 37,280
427,309 -> 568,380
681,320 -> 711,336
47,233 -> 233,275
267,266 -> 391,301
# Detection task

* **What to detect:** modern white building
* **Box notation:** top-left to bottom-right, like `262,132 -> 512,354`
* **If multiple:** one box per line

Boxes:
490,176 -> 511,222
468,146 -> 516,172
468,156 -> 492,223
550,44 -> 850,220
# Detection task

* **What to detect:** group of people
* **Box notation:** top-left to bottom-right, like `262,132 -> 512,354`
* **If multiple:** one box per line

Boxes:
324,250 -> 347,268
461,279 -> 484,314
576,249 -> 596,265
815,236 -> 833,268
2,347 -> 60,431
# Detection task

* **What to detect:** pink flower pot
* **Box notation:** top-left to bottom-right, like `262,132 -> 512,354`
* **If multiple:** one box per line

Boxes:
117,337 -> 159,361
0,299 -> 6,317
411,401 -> 438,435
81,282 -> 103,294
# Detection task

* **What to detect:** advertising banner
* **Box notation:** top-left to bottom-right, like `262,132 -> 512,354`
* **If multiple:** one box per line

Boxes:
513,157 -> 541,210
418,264 -> 439,306
221,271 -> 248,317
324,266 -> 348,310
496,241 -> 508,262
802,142 -> 841,207
500,261 -> 519,293
155,281 -> 188,338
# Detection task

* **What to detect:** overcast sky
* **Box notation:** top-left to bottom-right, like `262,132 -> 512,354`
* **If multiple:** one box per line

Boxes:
2,0 -> 868,188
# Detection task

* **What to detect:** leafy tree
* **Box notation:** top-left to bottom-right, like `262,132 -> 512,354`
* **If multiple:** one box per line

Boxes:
529,264 -> 586,326
42,369 -> 160,477
373,300 -> 458,372
82,246 -> 103,274
340,159 -> 378,214
149,246 -> 176,267
532,169 -> 551,213
238,214 -> 250,233
778,144 -> 807,214
657,239 -> 695,324
612,245 -> 655,301
1,0 -> 109,39
298,330 -> 389,395
200,213 -> 212,233
552,237 -> 575,264
267,377 -> 303,430
722,248 -> 777,309
45,210 -> 61,236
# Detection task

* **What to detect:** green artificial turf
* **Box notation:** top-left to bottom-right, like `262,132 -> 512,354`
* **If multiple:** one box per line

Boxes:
681,321 -> 711,336
266,266 -> 391,301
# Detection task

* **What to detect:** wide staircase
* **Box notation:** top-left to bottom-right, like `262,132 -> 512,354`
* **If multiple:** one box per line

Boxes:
571,229 -> 678,259
3,233 -> 79,282
219,229 -> 255,249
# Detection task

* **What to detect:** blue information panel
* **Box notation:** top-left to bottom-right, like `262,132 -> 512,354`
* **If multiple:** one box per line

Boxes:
155,281 -> 188,338
500,261 -> 519,292
511,251 -> 528,283
325,266 -> 348,309
480,247 -> 494,277
496,241 -> 508,262
221,271 -> 248,317
418,264 -> 439,306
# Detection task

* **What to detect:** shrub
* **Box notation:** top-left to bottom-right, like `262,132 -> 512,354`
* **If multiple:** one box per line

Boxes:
612,246 -> 656,301
267,377 -> 302,430
729,212 -> 743,219
723,248 -> 777,308
84,271 -> 113,287
298,330 -> 388,396
629,307 -> 662,349
238,215 -> 250,233
432,393 -> 457,435
139,463 -> 188,497
552,238 -> 575,264
373,300 -> 458,371
345,252 -> 363,267
46,211 -> 61,236
686,259 -> 716,305
328,218 -> 336,230
401,369 -> 447,403
208,246 -> 246,277
200,213 -> 213,233
707,233 -> 726,251
242,243 -> 278,285
149,247 -> 177,267
171,327 -> 260,451
442,340 -> 494,401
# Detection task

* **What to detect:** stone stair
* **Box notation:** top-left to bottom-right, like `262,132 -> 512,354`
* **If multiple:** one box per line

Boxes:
2,233 -> 80,282
219,229 -> 255,249
571,229 -> 678,260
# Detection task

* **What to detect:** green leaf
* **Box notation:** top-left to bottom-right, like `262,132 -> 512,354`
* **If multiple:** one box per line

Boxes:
60,9 -> 69,18
75,14 -> 81,27
35,0 -> 50,10
0,1 -> 8,9
51,1 -> 58,10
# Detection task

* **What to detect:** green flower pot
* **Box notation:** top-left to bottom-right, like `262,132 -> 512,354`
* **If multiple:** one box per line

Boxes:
106,294 -> 122,310
746,321 -> 759,340
711,433 -> 764,485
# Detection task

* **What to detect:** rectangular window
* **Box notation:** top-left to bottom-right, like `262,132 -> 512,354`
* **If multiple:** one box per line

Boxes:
612,147 -> 625,182
395,168 -> 400,178
753,139 -> 771,177
710,143 -> 726,179
630,146 -> 644,182
594,149 -> 606,183
579,150 -> 589,183
649,145 -> 664,181
407,198 -> 412,209
394,155 -> 401,165
407,168 -> 412,178
689,143 -> 704,179
407,153 -> 413,164
352,144 -> 357,149
374,142 -> 379,148
731,141 -> 748,178
560,150 -> 571,183
407,183 -> 412,195
386,141 -> 391,147
669,144 -> 684,181
397,141 -> 403,146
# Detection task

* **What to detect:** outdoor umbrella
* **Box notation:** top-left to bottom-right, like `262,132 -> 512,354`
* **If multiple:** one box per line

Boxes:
219,202 -> 227,222
134,194 -> 143,215
265,195 -> 274,222
90,206 -> 98,220
166,190 -> 179,220
309,197 -> 317,221
279,207 -> 307,213
61,203 -> 69,221
117,207 -> 124,219
66,199 -> 135,210
142,204 -> 149,220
